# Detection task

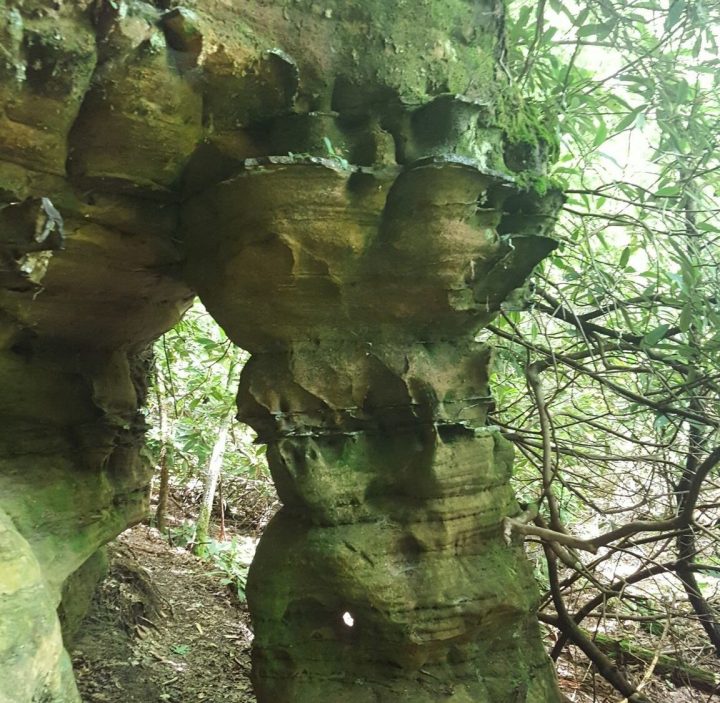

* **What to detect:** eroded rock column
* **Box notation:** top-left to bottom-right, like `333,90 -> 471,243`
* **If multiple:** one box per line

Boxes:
175,3 -> 564,700
183,152 -> 562,701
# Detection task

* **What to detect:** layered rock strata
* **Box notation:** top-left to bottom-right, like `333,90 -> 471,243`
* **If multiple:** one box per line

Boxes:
0,3 -> 193,700
0,1 -> 562,701
183,155 -> 561,702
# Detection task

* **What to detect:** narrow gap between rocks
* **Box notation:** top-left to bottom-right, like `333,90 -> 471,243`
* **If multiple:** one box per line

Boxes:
71,301 -> 276,703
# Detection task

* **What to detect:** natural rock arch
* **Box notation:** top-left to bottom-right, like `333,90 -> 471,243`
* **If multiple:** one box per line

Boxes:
0,2 -> 562,701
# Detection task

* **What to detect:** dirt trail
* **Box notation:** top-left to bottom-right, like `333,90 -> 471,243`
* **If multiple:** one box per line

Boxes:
72,525 -> 256,703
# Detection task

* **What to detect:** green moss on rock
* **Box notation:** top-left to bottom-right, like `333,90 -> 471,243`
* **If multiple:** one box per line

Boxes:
58,549 -> 108,647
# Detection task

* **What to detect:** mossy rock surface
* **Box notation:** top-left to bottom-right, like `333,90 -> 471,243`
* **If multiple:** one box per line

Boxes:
0,1 -> 561,701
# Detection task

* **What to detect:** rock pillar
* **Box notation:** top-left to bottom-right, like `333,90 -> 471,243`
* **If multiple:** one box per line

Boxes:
176,3 -> 564,700
183,152 -> 562,701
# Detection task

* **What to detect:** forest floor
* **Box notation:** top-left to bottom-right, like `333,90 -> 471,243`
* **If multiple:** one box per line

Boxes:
71,524 -> 715,703
72,525 -> 255,703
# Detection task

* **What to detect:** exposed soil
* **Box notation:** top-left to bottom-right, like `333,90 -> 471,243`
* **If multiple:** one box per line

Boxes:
71,524 -> 717,703
71,525 -> 255,703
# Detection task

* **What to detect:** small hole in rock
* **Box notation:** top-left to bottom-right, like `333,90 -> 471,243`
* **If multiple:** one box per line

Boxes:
342,611 -> 355,628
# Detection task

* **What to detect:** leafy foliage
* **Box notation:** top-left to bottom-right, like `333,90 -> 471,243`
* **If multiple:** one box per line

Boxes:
146,301 -> 273,605
202,536 -> 256,602
497,0 -> 720,696
147,301 -> 270,510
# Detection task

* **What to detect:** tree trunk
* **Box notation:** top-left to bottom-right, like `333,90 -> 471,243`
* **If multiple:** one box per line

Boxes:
193,414 -> 232,557
218,475 -> 226,541
591,631 -> 719,693
674,186 -> 720,655
154,361 -> 171,532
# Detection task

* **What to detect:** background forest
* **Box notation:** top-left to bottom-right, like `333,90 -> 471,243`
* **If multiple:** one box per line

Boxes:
143,1 -> 720,700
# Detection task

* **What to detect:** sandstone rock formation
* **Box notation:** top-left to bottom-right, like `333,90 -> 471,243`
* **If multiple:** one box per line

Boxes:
0,1 -> 562,701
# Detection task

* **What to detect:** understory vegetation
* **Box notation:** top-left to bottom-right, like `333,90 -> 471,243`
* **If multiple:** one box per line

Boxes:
142,1 -> 719,700
495,0 -> 720,699
146,302 -> 276,603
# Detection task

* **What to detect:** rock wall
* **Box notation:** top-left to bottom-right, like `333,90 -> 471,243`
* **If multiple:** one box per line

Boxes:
0,3 -> 192,701
0,1 -> 562,701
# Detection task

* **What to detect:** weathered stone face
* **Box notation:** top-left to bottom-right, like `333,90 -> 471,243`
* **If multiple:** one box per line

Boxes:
0,508 -> 79,703
0,1 -> 562,701
182,161 -> 559,701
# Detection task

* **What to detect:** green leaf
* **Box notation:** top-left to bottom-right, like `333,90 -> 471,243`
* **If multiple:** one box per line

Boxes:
575,7 -> 591,26
619,247 -> 631,268
679,303 -> 694,333
695,569 -> 720,580
597,150 -> 624,169
615,107 -> 644,132
322,136 -> 336,156
654,414 -> 670,432
654,185 -> 681,197
517,5 -> 532,29
577,22 -> 615,40
593,118 -> 608,147
665,0 -> 686,30
642,324 -> 670,347
692,34 -> 703,58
